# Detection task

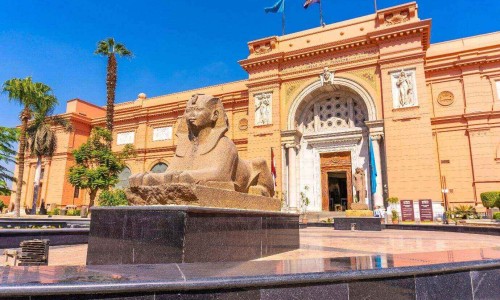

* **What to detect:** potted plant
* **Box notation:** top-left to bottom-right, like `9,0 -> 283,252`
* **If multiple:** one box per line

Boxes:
300,186 -> 310,224
387,197 -> 399,206
391,209 -> 399,224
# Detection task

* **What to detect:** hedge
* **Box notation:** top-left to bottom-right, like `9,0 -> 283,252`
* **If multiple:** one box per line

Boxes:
480,191 -> 500,209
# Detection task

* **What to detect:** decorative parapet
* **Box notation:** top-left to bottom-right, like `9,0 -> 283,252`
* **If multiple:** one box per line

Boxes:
248,36 -> 278,56
376,2 -> 418,27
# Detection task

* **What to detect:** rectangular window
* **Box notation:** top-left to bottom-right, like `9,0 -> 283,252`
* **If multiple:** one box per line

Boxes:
496,80 -> 500,101
73,187 -> 80,198
152,126 -> 173,141
116,131 -> 135,145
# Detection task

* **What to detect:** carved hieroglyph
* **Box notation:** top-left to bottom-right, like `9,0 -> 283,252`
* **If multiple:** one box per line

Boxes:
129,94 -> 275,200
254,92 -> 272,126
391,69 -> 418,109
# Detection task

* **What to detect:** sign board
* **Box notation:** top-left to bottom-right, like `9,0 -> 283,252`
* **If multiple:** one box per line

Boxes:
400,200 -> 415,222
419,199 -> 434,222
116,131 -> 135,145
152,127 -> 172,141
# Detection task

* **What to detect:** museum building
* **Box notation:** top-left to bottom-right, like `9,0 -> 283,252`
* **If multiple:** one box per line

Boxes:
11,2 -> 500,216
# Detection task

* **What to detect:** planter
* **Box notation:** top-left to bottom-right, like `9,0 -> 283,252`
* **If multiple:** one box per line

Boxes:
392,219 -> 399,224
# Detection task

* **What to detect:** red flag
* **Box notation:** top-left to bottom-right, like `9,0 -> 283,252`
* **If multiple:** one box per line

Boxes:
271,148 -> 277,186
303,0 -> 320,9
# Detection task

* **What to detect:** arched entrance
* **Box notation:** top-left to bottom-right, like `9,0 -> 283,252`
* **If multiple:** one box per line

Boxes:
284,77 -> 384,212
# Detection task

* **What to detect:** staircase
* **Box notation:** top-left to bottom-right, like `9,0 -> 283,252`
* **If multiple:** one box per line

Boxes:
305,211 -> 347,222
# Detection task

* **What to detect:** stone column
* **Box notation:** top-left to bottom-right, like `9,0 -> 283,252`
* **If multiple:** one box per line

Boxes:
286,144 -> 298,211
370,135 -> 384,208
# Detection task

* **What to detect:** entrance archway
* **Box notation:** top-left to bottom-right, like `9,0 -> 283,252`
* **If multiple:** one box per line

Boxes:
285,78 -> 379,212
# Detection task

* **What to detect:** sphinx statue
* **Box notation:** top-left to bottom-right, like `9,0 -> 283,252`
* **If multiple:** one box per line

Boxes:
129,94 -> 275,203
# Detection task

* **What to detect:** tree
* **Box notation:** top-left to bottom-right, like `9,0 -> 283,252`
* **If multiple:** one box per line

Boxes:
2,77 -> 54,217
68,128 -> 134,208
0,127 -> 19,196
27,97 -> 72,214
95,38 -> 133,134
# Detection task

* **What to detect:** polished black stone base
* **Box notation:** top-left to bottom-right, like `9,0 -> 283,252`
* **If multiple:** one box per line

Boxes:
333,217 -> 382,231
86,206 -> 299,265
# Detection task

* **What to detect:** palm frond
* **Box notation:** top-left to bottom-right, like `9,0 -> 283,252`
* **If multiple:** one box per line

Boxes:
115,43 -> 133,58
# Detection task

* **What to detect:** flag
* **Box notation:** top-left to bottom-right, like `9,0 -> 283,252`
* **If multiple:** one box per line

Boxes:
303,0 -> 320,9
369,137 -> 378,194
271,148 -> 277,186
265,0 -> 285,13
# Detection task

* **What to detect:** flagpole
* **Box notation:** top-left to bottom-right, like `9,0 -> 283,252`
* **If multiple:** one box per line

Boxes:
282,3 -> 286,35
319,0 -> 324,26
374,0 -> 378,12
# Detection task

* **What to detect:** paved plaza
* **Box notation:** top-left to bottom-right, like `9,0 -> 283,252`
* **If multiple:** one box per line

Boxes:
2,228 -> 499,267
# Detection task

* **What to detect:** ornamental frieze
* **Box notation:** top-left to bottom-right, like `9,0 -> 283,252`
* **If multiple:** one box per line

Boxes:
281,49 -> 378,74
346,67 -> 378,91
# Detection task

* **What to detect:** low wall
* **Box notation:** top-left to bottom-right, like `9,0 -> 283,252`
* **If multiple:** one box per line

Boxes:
0,248 -> 498,299
0,228 -> 89,248
384,224 -> 500,236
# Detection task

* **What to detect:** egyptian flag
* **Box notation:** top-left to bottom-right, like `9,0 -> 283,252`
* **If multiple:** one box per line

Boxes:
271,148 -> 277,186
303,0 -> 320,9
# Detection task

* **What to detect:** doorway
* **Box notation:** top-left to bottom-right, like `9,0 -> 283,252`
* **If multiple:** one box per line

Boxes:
320,152 -> 353,211
328,172 -> 348,211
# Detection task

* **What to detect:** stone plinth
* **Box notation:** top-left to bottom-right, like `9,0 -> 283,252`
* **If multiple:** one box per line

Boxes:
333,217 -> 382,231
126,183 -> 281,211
86,206 -> 299,265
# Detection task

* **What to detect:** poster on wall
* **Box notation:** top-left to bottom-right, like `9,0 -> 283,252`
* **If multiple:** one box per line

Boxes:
400,200 -> 415,222
419,199 -> 434,222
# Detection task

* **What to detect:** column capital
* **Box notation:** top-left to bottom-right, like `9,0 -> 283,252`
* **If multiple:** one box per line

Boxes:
370,134 -> 384,141
365,120 -> 384,138
281,129 -> 302,148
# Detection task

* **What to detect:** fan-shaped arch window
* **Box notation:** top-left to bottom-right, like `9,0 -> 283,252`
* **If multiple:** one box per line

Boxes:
115,167 -> 131,189
150,162 -> 168,173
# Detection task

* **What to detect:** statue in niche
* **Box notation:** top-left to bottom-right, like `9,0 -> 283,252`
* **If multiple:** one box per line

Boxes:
396,70 -> 414,107
353,167 -> 366,203
129,94 -> 275,197
320,67 -> 335,86
255,93 -> 271,126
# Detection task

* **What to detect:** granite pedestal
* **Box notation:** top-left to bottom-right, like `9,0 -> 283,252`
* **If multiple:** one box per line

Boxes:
86,206 -> 299,265
333,217 -> 382,231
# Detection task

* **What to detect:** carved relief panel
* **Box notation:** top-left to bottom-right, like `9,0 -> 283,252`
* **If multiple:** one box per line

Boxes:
390,69 -> 418,109
254,92 -> 273,126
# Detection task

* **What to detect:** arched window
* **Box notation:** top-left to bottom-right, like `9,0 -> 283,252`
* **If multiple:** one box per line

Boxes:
150,162 -> 168,173
115,167 -> 131,189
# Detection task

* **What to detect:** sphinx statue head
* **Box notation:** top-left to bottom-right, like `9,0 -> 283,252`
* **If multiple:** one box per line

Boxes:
175,94 -> 229,157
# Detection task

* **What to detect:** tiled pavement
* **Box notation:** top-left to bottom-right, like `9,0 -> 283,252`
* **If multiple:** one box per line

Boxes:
2,228 -> 500,266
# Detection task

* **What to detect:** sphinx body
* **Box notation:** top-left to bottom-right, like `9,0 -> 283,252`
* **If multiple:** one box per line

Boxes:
129,94 -> 275,197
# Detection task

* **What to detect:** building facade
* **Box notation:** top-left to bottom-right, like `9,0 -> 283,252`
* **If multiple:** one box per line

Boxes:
12,2 -> 500,216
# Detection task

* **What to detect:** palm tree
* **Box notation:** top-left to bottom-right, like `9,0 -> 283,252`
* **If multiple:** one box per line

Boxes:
0,127 -> 18,196
27,96 -> 71,214
2,77 -> 54,217
95,38 -> 133,135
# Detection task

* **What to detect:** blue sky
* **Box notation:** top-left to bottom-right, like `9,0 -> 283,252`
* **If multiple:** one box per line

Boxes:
0,0 -> 498,127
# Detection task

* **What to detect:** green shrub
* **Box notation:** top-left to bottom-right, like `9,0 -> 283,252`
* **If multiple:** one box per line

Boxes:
98,190 -> 129,207
480,191 -> 500,209
0,200 -> 6,211
493,212 -> 500,220
453,205 -> 477,219
387,197 -> 399,205
53,208 -> 60,215
67,209 -> 81,216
